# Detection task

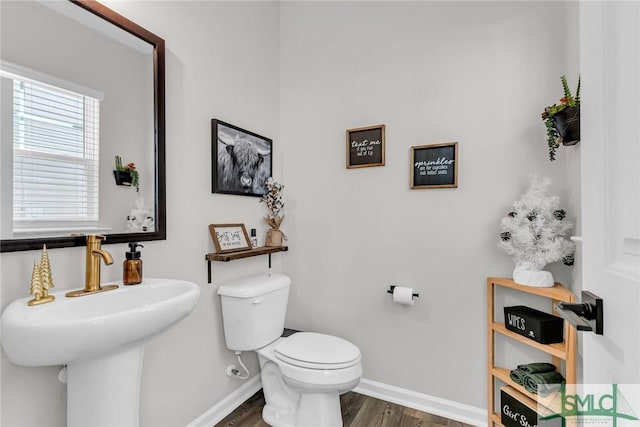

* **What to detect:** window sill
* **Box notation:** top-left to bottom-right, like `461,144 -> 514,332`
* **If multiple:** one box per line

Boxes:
13,226 -> 112,238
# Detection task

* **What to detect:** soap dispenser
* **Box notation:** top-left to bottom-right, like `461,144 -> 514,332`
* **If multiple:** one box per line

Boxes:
123,243 -> 144,285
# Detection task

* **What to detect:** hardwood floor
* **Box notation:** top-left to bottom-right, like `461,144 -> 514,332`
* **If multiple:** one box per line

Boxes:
214,390 -> 474,427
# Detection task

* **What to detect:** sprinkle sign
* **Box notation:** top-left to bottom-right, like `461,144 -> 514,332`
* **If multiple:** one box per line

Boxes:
346,124 -> 385,169
410,142 -> 458,189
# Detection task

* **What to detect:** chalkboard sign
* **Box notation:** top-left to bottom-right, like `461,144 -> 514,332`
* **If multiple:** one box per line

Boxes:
346,124 -> 385,169
411,142 -> 458,189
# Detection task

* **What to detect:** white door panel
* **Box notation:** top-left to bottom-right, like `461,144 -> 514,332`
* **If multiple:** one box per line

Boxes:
580,1 -> 640,385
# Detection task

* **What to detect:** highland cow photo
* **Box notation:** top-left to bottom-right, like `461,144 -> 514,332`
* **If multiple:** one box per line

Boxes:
211,119 -> 272,197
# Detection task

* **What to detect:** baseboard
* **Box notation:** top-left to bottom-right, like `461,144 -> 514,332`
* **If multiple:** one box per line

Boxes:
187,376 -> 487,427
186,375 -> 262,427
354,378 -> 488,427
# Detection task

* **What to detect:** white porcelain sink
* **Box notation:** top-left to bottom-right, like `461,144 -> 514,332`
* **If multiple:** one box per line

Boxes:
1,278 -> 200,426
2,278 -> 200,366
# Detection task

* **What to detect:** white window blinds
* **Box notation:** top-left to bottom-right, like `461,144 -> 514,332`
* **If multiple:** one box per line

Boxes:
12,77 -> 100,230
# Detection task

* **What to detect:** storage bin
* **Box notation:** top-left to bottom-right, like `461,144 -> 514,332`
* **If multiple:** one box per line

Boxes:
504,305 -> 564,344
501,386 -> 562,427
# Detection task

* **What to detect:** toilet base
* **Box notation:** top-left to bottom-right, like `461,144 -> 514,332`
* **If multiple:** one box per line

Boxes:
262,392 -> 342,427
297,392 -> 343,426
260,360 -> 348,427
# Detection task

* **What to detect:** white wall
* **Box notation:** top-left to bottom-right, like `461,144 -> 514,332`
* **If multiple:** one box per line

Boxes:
1,1 -> 581,425
279,1 -> 578,409
1,1 -> 280,425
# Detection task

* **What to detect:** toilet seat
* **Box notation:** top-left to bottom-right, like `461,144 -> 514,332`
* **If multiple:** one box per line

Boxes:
274,332 -> 361,370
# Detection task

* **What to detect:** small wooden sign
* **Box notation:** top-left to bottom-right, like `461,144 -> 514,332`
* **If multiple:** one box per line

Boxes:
209,224 -> 252,253
410,142 -> 458,189
346,124 -> 385,169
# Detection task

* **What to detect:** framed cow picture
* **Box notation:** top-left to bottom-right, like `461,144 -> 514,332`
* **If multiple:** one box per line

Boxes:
212,119 -> 273,197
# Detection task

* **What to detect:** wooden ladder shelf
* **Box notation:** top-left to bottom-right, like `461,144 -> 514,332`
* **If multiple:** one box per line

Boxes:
487,277 -> 577,426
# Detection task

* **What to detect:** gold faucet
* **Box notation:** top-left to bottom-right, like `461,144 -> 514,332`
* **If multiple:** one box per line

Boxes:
66,235 -> 119,297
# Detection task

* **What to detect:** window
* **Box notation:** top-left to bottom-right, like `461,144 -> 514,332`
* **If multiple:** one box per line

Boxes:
9,73 -> 101,233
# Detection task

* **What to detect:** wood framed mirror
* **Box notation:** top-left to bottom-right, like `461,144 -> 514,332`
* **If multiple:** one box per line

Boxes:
0,0 -> 166,252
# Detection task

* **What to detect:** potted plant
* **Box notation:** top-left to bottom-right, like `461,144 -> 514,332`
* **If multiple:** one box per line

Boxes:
541,75 -> 581,161
113,155 -> 139,191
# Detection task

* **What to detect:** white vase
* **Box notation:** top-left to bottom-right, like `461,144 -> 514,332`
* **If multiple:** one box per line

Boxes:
512,262 -> 554,287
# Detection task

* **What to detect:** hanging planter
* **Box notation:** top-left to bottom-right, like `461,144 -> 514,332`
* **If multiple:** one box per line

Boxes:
552,105 -> 580,146
113,170 -> 132,186
113,155 -> 140,191
541,75 -> 581,161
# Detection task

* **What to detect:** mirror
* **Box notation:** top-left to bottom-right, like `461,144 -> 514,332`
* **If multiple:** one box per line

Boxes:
0,0 -> 165,252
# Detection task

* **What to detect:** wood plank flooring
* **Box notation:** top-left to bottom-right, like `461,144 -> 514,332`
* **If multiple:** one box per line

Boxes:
215,390 -> 475,427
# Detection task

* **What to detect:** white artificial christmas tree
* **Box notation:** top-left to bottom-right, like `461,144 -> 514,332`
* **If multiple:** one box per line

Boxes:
498,175 -> 575,287
127,196 -> 155,232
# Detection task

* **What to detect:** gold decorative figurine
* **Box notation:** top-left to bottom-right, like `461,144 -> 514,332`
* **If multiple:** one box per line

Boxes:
28,246 -> 55,306
39,244 -> 55,294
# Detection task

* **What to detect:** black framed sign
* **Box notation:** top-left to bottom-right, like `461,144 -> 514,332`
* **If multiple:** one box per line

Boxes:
212,119 -> 272,197
346,124 -> 385,169
410,142 -> 458,189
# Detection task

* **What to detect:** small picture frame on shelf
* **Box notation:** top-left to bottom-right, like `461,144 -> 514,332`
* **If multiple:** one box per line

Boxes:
410,142 -> 458,189
346,124 -> 385,169
209,224 -> 252,254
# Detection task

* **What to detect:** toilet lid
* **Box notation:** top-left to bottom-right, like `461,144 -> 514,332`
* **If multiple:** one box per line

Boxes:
274,332 -> 361,369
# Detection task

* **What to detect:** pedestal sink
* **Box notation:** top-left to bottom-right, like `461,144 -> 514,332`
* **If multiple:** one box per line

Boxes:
1,278 -> 201,427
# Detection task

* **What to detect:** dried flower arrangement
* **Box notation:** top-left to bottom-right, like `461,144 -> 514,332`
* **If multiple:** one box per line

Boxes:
260,178 -> 285,246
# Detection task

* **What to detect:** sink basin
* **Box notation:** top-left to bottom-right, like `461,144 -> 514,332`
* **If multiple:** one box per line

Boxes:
2,278 -> 201,366
1,278 -> 200,427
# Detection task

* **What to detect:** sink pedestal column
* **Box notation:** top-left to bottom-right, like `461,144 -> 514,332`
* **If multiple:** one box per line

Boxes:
67,345 -> 144,427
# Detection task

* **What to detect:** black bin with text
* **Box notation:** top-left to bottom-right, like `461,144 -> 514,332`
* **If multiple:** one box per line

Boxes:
504,305 -> 564,344
501,386 -> 562,427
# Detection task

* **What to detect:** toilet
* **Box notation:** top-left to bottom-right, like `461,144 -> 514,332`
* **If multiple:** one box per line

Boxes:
217,273 -> 362,427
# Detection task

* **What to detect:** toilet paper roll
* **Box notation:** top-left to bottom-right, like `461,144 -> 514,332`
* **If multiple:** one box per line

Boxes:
392,286 -> 415,306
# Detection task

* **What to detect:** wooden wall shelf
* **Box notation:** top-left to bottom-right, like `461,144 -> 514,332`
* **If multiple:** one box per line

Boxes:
487,277 -> 576,426
205,246 -> 288,283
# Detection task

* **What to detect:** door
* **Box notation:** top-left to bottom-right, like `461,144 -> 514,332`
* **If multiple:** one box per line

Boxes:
580,1 -> 640,385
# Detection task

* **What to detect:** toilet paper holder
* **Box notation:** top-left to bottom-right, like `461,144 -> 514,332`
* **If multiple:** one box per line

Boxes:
387,285 -> 419,299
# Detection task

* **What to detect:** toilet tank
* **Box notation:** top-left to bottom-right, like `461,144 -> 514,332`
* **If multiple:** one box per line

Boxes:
217,273 -> 291,351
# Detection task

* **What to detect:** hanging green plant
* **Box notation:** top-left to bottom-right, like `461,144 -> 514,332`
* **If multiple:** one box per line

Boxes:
541,75 -> 581,161
113,155 -> 139,191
